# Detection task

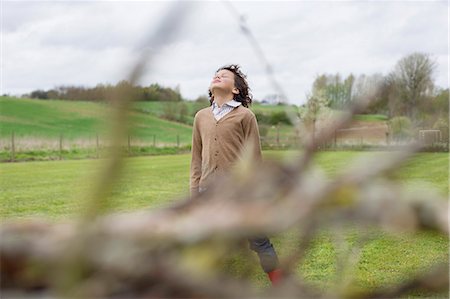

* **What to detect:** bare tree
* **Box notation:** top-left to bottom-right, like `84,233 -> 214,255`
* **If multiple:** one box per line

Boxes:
301,89 -> 329,148
389,52 -> 436,122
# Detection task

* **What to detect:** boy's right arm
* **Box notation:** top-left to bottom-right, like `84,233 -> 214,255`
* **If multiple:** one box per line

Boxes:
190,114 -> 202,197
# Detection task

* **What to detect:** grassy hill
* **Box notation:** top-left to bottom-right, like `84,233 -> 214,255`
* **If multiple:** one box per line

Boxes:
0,97 -> 304,146
133,100 -> 301,125
0,96 -> 194,145
1,96 -> 391,156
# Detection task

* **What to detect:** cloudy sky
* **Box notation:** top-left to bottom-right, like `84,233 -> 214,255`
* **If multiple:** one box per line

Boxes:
2,0 -> 448,105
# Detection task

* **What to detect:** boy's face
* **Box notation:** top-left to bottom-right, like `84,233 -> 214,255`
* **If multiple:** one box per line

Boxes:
210,69 -> 239,96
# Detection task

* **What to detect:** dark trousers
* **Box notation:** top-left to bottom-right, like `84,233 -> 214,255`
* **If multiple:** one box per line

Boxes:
248,236 -> 279,273
197,187 -> 279,273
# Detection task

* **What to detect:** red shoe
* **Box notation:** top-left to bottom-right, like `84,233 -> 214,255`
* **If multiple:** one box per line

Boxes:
267,269 -> 282,285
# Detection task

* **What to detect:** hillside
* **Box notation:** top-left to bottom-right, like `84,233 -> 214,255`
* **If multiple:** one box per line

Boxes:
0,97 -> 304,146
1,96 -> 390,151
0,97 -> 194,145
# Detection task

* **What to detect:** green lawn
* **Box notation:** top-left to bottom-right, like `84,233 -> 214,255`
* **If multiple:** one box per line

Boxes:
0,150 -> 447,296
0,154 -> 191,218
1,150 -> 447,221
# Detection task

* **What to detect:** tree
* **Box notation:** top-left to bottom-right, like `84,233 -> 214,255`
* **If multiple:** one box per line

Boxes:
352,73 -> 387,114
389,52 -> 436,122
301,89 -> 329,147
389,116 -> 413,141
311,73 -> 354,109
178,101 -> 189,124
30,90 -> 49,99
431,88 -> 449,119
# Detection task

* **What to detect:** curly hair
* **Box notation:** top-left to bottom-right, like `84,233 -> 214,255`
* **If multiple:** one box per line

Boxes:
208,64 -> 253,108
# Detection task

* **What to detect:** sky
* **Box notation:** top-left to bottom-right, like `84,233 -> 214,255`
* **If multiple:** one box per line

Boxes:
2,0 -> 449,105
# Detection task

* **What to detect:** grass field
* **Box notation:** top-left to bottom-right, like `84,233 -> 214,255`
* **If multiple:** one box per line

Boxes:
0,151 -> 448,296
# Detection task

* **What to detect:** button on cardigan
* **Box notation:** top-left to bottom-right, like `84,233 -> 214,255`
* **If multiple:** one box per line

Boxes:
190,105 -> 262,196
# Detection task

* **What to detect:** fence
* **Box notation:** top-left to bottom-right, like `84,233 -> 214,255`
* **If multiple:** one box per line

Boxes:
3,127 -> 448,162
1,132 -> 189,162
261,126 -> 449,151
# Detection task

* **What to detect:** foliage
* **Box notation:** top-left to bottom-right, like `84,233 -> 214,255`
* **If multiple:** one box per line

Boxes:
432,88 -> 449,118
254,110 -> 292,126
432,117 -> 449,143
312,73 -> 354,109
301,89 -> 329,133
308,54 -> 445,124
389,116 -> 413,141
257,124 -> 269,137
160,101 -> 190,124
27,81 -> 183,102
353,114 -> 388,122
269,110 -> 292,125
311,73 -> 388,113
191,97 -> 209,116
419,88 -> 450,131
388,52 -> 436,122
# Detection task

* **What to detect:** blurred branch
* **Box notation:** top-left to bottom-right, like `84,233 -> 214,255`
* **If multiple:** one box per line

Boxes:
223,0 -> 289,104
64,1 -> 194,296
82,1 -> 193,221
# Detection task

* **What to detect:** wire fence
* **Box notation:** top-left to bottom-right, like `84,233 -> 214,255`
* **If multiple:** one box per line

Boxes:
1,132 -> 190,161
2,126 -> 447,162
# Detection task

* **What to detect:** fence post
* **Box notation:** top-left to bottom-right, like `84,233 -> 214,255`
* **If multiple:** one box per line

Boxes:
276,125 -> 280,148
334,130 -> 337,148
177,135 -> 180,147
96,133 -> 99,159
11,131 -> 15,162
59,133 -> 63,160
128,135 -> 131,156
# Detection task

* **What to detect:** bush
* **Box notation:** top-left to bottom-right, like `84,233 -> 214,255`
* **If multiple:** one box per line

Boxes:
258,124 -> 269,137
163,102 -> 191,125
255,111 -> 292,126
270,111 -> 292,125
433,118 -> 449,143
389,116 -> 413,141
418,142 -> 449,152
254,112 -> 271,125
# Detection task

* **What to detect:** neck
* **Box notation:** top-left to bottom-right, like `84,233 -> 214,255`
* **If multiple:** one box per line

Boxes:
212,91 -> 233,107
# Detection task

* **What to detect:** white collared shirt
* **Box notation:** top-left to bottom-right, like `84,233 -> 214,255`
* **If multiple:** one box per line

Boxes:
211,100 -> 241,121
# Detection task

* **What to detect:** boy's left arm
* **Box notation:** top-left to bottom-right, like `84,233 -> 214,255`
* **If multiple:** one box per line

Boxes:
243,113 -> 263,163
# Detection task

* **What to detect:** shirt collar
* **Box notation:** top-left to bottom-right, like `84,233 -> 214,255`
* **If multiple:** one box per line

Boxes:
212,99 -> 242,109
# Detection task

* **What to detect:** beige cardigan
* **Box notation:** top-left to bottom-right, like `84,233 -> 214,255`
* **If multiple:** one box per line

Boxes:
190,105 -> 262,196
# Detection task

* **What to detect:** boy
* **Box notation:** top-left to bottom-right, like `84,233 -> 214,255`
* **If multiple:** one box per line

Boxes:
190,64 -> 282,285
